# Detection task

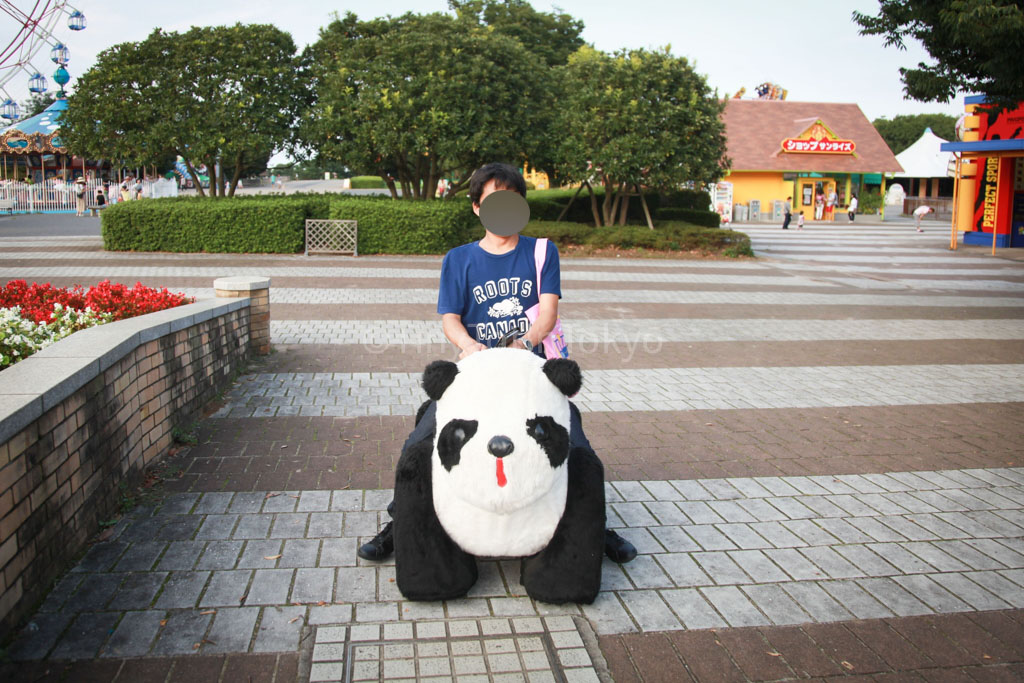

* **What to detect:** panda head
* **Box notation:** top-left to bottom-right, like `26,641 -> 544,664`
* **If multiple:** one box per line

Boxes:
423,348 -> 582,514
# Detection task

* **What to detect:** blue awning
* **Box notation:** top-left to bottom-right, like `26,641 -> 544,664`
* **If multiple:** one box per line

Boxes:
940,139 -> 1024,153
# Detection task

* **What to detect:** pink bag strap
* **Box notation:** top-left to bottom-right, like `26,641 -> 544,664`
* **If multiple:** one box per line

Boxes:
533,237 -> 547,296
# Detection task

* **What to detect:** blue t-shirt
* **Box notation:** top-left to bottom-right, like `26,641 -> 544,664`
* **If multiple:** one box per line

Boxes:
437,236 -> 561,347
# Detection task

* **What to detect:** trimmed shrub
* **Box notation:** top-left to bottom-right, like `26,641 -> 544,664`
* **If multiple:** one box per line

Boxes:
328,196 -> 481,254
654,207 -> 721,227
526,198 -> 565,222
349,175 -> 388,189
524,220 -> 751,256
101,195 -> 328,253
660,189 -> 712,211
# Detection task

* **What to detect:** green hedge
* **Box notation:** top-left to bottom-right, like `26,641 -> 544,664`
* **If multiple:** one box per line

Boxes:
349,175 -> 388,189
654,207 -> 721,227
522,220 -> 751,256
328,196 -> 481,254
101,194 -> 328,253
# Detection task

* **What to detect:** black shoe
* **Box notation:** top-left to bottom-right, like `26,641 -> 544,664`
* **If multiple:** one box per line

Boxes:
604,529 -> 637,563
357,521 -> 394,561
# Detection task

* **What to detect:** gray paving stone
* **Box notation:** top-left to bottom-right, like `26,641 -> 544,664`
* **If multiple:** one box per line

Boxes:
200,569 -> 252,608
67,573 -> 123,612
655,553 -> 712,588
781,520 -> 839,546
114,541 -> 167,571
833,474 -> 888,495
307,512 -> 345,538
936,511 -> 1001,538
644,502 -> 689,526
238,540 -> 284,569
856,578 -> 933,617
247,569 -> 294,605
155,570 -> 210,609
161,493 -> 202,515
331,490 -> 363,511
828,495 -> 881,518
779,582 -> 852,622
875,515 -> 936,541
196,540 -> 244,571
620,555 -> 673,589
581,592 -> 638,635
279,539 -> 321,568
612,502 -> 659,527
640,480 -> 681,501
767,497 -> 816,520
798,547 -> 863,579
229,492 -> 267,513
677,502 -> 725,525
832,545 -> 899,577
901,542 -> 971,572
729,550 -> 788,583
670,479 -> 713,501
8,612 -> 73,660
754,477 -> 801,497
963,537 -> 1024,567
797,496 -> 848,519
892,575 -> 972,613
964,571 -> 1024,608
253,606 -> 306,652
156,515 -> 204,541
336,566 -> 378,602
716,524 -> 771,549
618,590 -> 681,631
818,579 -> 894,620
658,588 -> 725,630
686,525 -> 737,551
693,551 -> 750,585
156,541 -> 205,571
152,611 -> 213,655
702,480 -> 744,501
749,521 -> 806,548
736,499 -> 789,522
356,602 -> 399,622
72,542 -> 127,573
111,572 -> 168,610
204,607 -> 259,653
882,492 -> 940,515
344,511 -> 380,536
909,491 -> 968,513
781,476 -> 831,496
195,515 -> 239,540
50,612 -> 121,660
932,540 -> 1007,570
297,490 -> 331,512
742,584 -> 811,626
271,513 -> 309,538
763,548 -> 826,581
906,513 -> 970,539
263,492 -> 299,513
320,537 -> 358,567
649,526 -> 700,553
101,610 -> 164,658
845,517 -> 908,542
700,586 -> 769,627
309,604 -> 354,625
292,567 -> 335,604
729,478 -> 774,499
613,481 -> 655,502
814,518 -> 874,544
194,492 -> 234,515
866,543 -> 934,574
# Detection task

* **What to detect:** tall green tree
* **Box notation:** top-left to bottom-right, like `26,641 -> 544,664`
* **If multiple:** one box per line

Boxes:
853,1 -> 1024,110
448,0 -> 584,68
61,24 -> 304,197
872,113 -> 957,154
554,46 -> 729,227
300,11 -> 550,199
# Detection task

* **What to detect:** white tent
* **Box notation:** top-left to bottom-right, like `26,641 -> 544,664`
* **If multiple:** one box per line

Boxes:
893,128 -> 955,178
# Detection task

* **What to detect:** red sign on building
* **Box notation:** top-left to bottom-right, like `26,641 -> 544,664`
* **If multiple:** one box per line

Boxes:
780,138 -> 856,154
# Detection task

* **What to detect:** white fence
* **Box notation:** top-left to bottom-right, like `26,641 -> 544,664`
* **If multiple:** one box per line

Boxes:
0,178 -> 175,214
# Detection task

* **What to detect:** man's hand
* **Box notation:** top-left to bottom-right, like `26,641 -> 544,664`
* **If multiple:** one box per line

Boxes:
458,341 -> 487,360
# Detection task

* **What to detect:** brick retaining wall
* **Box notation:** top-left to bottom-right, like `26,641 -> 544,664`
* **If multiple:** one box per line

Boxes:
0,298 -> 253,639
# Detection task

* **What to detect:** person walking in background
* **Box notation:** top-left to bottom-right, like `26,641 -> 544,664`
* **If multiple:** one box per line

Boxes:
133,177 -> 143,200
73,178 -> 86,217
913,205 -> 934,232
847,193 -> 858,223
94,185 -> 106,210
797,211 -> 805,230
814,189 -> 825,220
826,187 -> 837,221
782,196 -> 792,229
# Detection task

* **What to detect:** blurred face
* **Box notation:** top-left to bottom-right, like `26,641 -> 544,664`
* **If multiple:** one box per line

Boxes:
472,179 -> 507,216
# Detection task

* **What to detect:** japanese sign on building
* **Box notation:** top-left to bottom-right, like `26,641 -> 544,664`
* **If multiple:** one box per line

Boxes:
780,120 -> 856,155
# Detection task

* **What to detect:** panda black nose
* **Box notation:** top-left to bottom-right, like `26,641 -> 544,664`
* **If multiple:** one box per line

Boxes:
487,435 -> 514,458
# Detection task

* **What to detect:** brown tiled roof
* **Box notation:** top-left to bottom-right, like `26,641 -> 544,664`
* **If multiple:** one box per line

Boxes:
723,100 -> 903,173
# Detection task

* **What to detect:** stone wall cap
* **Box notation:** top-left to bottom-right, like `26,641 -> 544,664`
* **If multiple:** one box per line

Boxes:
214,276 -> 271,291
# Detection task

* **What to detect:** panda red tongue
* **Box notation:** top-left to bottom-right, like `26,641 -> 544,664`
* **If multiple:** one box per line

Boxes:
496,459 -> 507,487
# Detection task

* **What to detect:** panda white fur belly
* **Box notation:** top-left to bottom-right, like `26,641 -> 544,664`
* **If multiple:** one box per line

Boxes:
431,348 -> 571,558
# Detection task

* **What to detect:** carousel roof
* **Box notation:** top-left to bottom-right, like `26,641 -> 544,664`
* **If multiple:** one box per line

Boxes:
1,98 -> 66,137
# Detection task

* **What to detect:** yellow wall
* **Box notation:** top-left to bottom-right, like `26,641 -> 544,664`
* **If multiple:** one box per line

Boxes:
726,171 -> 792,215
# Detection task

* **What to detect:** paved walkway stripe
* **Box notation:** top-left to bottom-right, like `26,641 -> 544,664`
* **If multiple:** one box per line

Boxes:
211,364 -> 1024,417
178,287 -> 1024,307
9,467 -> 1022,661
269,318 -> 1024,346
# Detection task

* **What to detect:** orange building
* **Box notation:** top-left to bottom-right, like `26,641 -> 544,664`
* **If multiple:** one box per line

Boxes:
721,100 -> 903,221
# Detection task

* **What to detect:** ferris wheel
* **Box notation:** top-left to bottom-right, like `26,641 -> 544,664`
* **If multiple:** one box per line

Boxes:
0,1 -> 87,122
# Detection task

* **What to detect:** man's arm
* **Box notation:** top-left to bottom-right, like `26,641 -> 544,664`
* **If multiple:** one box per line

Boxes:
514,293 -> 559,349
442,313 -> 487,360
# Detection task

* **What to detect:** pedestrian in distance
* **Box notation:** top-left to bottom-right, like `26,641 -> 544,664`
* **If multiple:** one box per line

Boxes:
826,187 -> 837,221
73,178 -> 86,217
782,196 -> 792,229
914,205 -> 934,232
847,193 -> 858,223
797,212 -> 804,230
814,189 -> 824,220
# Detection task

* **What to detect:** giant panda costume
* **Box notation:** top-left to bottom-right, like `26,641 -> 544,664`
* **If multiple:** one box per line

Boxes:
393,348 -> 606,604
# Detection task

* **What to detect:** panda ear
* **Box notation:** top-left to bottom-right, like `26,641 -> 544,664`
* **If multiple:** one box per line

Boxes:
422,360 -> 459,401
542,359 -> 582,397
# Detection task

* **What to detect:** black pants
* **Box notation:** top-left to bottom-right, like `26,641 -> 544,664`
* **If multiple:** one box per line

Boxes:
782,213 -> 791,229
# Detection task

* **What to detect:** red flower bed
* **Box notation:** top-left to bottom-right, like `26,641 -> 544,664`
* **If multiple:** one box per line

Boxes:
1,279 -> 194,324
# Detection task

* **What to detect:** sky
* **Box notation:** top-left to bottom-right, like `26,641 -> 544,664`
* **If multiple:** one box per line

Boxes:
4,0 -> 966,153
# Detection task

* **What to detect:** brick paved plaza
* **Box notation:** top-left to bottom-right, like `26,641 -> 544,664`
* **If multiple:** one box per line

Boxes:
2,218 -> 1024,682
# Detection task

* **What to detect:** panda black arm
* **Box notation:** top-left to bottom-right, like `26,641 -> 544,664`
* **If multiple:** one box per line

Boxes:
393,435 -> 477,601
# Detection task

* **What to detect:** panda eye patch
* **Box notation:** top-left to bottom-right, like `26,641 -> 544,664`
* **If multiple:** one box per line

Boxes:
438,419 -> 478,471
526,416 -> 569,469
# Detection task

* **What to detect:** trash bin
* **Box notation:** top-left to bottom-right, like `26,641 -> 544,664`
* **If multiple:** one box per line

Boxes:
732,204 -> 748,222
